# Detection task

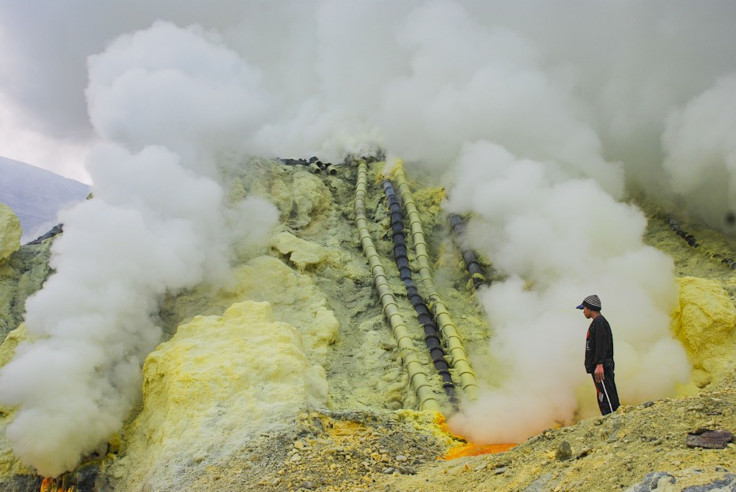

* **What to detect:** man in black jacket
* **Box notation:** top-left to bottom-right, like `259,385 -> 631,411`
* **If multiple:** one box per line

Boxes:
577,294 -> 620,415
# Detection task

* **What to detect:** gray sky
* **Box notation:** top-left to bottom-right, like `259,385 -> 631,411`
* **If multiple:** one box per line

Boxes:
1,1 -> 735,191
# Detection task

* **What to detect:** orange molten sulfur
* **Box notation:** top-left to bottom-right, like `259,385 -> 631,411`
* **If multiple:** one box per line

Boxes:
40,478 -> 53,492
435,412 -> 516,460
40,477 -> 74,492
444,442 -> 516,460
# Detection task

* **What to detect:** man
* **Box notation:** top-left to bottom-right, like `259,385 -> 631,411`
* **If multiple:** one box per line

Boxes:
577,294 -> 620,415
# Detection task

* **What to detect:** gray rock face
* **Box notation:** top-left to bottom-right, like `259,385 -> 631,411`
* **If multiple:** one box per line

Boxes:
625,472 -> 736,492
682,474 -> 736,491
625,472 -> 676,491
686,429 -> 735,449
0,238 -> 53,337
0,156 -> 88,242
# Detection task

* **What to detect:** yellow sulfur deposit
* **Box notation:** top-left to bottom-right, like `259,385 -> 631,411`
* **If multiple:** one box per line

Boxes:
271,231 -> 326,270
139,300 -> 327,444
118,300 -> 329,489
0,324 -> 28,368
0,325 -> 34,477
411,186 -> 446,228
672,276 -> 736,387
269,167 -> 332,230
0,203 -> 21,264
216,256 -> 338,362
396,410 -> 465,448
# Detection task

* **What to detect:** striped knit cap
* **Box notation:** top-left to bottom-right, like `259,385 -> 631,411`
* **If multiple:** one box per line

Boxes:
576,294 -> 601,311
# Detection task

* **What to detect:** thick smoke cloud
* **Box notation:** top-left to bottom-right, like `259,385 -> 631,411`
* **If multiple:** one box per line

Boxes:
378,1 -> 625,199
0,0 -> 734,473
662,74 -> 736,229
444,142 -> 690,442
86,21 -> 273,167
0,22 -> 277,476
0,145 -> 227,476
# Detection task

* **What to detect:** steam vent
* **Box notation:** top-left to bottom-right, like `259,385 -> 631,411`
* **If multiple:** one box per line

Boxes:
0,153 -> 733,491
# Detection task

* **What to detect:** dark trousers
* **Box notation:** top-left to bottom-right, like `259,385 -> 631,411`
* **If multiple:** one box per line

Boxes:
592,367 -> 620,415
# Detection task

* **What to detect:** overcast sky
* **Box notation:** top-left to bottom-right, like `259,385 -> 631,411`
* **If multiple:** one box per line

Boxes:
1,1 -> 735,190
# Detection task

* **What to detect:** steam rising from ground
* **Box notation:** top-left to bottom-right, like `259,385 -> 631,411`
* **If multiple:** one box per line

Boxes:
0,23 -> 277,476
662,74 -> 736,229
444,142 -> 690,442
0,0 -> 734,474
0,145 -> 229,477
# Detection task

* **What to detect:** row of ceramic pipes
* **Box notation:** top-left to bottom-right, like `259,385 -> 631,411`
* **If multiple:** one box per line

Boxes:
667,216 -> 736,269
382,180 -> 458,406
278,157 -> 337,175
448,214 -> 487,290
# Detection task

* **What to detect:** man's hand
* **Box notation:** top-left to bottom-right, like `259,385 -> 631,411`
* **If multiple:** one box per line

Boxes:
594,364 -> 605,383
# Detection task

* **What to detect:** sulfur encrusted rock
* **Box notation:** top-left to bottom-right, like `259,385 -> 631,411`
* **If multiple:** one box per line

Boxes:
0,204 -> 21,264
117,300 -> 328,490
0,325 -> 34,480
672,276 -> 736,386
217,256 -> 339,363
0,239 -> 54,339
271,231 -> 326,270
143,300 -> 326,439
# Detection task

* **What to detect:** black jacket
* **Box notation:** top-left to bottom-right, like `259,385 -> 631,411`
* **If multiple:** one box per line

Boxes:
585,315 -> 614,373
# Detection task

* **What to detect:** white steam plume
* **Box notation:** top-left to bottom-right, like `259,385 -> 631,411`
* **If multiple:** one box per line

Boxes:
662,73 -> 736,229
0,23 -> 277,476
444,142 -> 690,443
0,145 -> 228,477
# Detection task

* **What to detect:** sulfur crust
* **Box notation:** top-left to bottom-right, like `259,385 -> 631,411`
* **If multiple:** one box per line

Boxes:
0,204 -> 21,264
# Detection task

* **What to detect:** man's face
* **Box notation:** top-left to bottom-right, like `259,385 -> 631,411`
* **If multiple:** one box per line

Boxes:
582,306 -> 592,319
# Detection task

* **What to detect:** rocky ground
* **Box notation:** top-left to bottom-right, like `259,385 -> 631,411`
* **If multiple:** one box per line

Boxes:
2,159 -> 735,491
142,172 -> 736,492
378,371 -> 736,491
119,370 -> 736,491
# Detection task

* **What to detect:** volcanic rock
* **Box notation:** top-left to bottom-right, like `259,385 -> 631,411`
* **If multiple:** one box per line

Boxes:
0,204 -> 21,263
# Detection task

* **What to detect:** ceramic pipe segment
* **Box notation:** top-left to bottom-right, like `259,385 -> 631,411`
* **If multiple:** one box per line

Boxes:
390,160 -> 479,401
354,160 -> 441,412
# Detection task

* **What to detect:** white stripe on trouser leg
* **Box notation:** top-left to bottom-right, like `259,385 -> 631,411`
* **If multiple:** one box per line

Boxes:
601,381 -> 614,413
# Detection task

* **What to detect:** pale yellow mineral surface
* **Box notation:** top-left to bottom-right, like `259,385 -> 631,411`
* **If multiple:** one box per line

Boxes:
217,255 -> 339,363
0,325 -> 31,477
0,324 -> 28,368
117,300 -> 328,490
0,204 -> 21,264
672,276 -> 736,387
271,231 -> 327,271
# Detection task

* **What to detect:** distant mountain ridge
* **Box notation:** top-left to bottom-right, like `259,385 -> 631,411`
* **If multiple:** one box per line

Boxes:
0,156 -> 89,242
